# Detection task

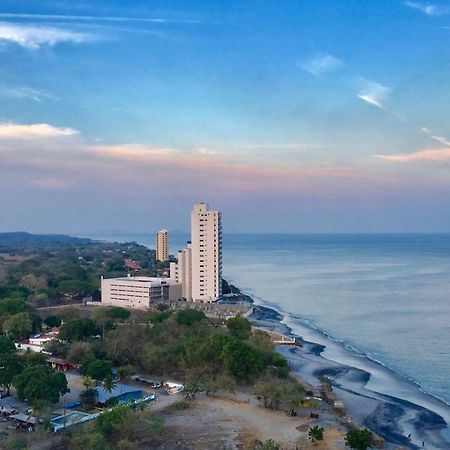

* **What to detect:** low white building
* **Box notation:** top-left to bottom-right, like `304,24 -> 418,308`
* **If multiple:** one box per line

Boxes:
101,275 -> 182,309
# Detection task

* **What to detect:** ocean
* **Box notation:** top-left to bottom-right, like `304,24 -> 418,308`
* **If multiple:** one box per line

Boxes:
89,232 -> 450,436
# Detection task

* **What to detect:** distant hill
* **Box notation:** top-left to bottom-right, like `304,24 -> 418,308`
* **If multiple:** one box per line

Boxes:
0,232 -> 92,245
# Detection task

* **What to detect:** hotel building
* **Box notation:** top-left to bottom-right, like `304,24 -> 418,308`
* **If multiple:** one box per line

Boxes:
190,202 -> 222,302
156,229 -> 168,261
101,275 -> 181,309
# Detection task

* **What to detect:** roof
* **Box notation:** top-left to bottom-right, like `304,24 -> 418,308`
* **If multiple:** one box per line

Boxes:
131,375 -> 163,383
95,383 -> 143,404
10,413 -> 37,424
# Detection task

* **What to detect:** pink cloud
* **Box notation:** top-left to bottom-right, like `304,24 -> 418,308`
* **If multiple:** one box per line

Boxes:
377,148 -> 450,162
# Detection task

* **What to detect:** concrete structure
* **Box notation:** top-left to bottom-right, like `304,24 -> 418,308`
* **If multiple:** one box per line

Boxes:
170,242 -> 192,300
16,329 -> 59,353
191,202 -> 222,302
156,229 -> 168,261
101,275 -> 181,309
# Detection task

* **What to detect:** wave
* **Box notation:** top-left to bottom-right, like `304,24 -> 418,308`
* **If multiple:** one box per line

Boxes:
285,311 -> 450,409
244,287 -> 450,414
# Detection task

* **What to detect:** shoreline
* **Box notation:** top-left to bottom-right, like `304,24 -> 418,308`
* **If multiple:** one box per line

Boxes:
246,301 -> 450,449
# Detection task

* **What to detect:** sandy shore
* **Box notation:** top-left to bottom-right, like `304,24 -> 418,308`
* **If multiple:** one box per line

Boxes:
249,305 -> 450,450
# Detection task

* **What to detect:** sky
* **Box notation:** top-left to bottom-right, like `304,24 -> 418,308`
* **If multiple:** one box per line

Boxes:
1,0 -> 450,234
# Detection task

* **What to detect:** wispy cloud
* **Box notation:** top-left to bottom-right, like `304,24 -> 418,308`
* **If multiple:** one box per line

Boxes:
0,22 -> 95,49
301,53 -> 343,76
404,1 -> 450,16
376,148 -> 450,162
421,127 -> 450,146
0,13 -> 204,24
358,80 -> 391,109
0,123 -> 78,139
0,85 -> 59,102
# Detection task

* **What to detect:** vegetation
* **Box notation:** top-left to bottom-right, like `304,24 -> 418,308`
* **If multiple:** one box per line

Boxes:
255,377 -> 304,412
246,439 -> 282,450
227,315 -> 252,340
345,428 -> 375,450
0,232 -> 158,309
14,365 -> 68,413
66,405 -> 165,449
308,425 -> 325,443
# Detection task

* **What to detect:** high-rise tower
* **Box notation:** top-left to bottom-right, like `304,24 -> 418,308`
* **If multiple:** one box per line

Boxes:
156,229 -> 168,262
190,203 -> 222,302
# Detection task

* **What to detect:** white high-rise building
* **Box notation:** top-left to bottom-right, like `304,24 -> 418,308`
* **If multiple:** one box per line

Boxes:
156,229 -> 168,262
191,202 -> 222,302
170,242 -> 192,300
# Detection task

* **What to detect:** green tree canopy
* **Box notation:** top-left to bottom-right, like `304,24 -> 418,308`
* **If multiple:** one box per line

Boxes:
14,365 -> 68,409
3,312 -> 33,341
175,309 -> 206,326
59,318 -> 97,342
80,358 -> 112,381
221,338 -> 263,381
0,335 -> 16,355
226,316 -> 252,340
345,428 -> 375,450
44,315 -> 61,328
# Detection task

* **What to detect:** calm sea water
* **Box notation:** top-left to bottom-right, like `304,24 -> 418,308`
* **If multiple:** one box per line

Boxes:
90,232 -> 450,406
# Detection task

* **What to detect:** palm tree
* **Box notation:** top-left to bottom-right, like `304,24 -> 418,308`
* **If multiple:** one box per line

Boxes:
82,375 -> 95,390
102,375 -> 117,401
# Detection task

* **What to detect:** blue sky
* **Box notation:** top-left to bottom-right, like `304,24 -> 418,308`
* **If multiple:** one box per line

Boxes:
1,0 -> 450,234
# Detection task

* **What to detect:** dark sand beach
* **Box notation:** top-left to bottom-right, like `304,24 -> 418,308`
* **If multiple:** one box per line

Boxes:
249,305 -> 450,450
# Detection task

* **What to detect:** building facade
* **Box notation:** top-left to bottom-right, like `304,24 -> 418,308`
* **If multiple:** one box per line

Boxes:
101,275 -> 181,309
156,229 -> 168,261
170,242 -> 192,300
190,202 -> 222,302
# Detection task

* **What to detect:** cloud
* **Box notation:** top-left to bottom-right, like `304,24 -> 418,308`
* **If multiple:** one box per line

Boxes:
0,86 -> 59,102
0,22 -> 94,49
404,1 -> 450,16
358,81 -> 391,108
0,123 -> 78,139
0,13 -> 204,24
376,148 -> 450,162
302,53 -> 343,76
421,127 -> 450,146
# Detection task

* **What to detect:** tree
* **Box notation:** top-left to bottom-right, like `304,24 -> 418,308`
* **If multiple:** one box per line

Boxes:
308,426 -> 325,443
14,365 -> 68,419
3,312 -> 32,341
68,431 -> 108,450
0,299 -> 27,316
59,318 -> 97,342
108,307 -> 130,320
58,306 -> 82,322
0,354 -> 24,394
79,388 -> 98,409
184,381 -> 204,400
91,309 -> 114,340
175,309 -> 205,326
0,335 -> 15,355
82,375 -> 95,389
44,315 -> 61,328
221,338 -> 263,381
96,405 -> 133,436
226,316 -> 252,340
255,379 -> 284,410
345,428 -> 375,450
102,375 -> 117,396
67,341 -> 94,363
282,381 -> 305,415
80,359 -> 112,381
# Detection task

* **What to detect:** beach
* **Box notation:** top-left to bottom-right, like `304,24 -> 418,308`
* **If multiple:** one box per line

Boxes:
249,305 -> 450,450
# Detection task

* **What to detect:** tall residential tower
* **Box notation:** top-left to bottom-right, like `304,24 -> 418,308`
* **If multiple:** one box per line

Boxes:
191,202 -> 222,302
156,229 -> 168,262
